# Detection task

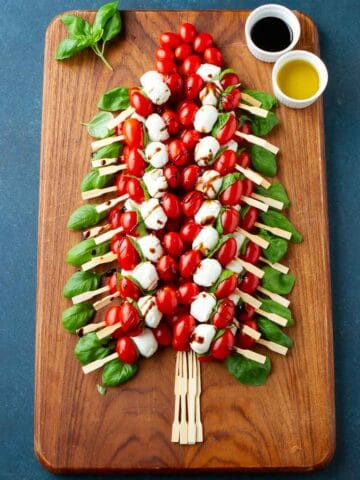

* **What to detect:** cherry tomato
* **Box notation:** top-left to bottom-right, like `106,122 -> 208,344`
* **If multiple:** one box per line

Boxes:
179,249 -> 201,277
168,139 -> 189,166
162,109 -> 180,135
181,190 -> 203,217
108,207 -> 122,229
181,129 -> 201,149
165,72 -> 183,94
160,32 -> 181,49
215,114 -> 237,145
129,89 -> 153,117
185,73 -> 204,100
110,233 -> 123,254
177,101 -> 198,127
181,164 -> 201,190
105,305 -> 121,326
177,281 -> 199,305
122,118 -> 144,148
211,329 -> 235,360
118,276 -> 141,301
193,32 -> 213,52
242,178 -> 254,197
180,55 -> 202,75
212,299 -> 235,328
106,272 -> 118,294
238,304 -> 256,322
161,192 -> 182,218
115,173 -> 128,196
124,147 -> 146,176
164,217 -> 183,232
220,72 -> 240,89
163,164 -> 180,189
214,150 -> 236,175
236,319 -> 258,349
175,43 -> 192,61
179,23 -> 197,43
164,306 -> 189,327
221,88 -> 241,111
219,179 -> 243,206
221,207 -> 240,234
239,121 -> 252,134
156,255 -> 178,281
163,231 -> 184,256
117,237 -> 140,270
153,323 -> 173,346
204,47 -> 223,66
156,59 -> 177,75
239,272 -> 260,294
126,324 -> 143,337
242,206 -> 258,231
172,314 -> 196,349
116,336 -> 138,364
180,219 -> 202,243
156,286 -> 178,314
118,301 -> 141,333
215,237 -> 237,266
155,46 -> 174,62
240,241 -> 261,264
215,274 -> 238,298
198,354 -> 213,362
126,177 -> 144,203
120,211 -> 138,234
237,151 -> 251,168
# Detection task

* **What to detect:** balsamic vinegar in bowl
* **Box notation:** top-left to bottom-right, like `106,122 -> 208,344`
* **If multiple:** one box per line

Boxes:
250,17 -> 293,52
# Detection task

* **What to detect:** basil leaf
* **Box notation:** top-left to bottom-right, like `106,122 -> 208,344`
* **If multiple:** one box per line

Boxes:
250,145 -> 277,177
67,204 -> 106,231
91,142 -> 122,160
209,269 -> 234,293
259,298 -> 294,327
242,89 -> 278,110
238,114 -> 250,126
102,358 -> 138,387
97,384 -> 107,395
81,169 -> 114,192
226,353 -> 271,386
262,266 -> 295,295
218,172 -> 242,196
207,234 -> 232,258
259,229 -> 288,263
102,10 -> 122,43
60,14 -> 89,38
128,237 -> 145,262
215,207 -> 225,235
239,237 -> 249,256
93,1 -> 119,31
62,303 -> 95,333
84,111 -> 114,139
250,111 -> 279,136
259,210 -> 303,243
63,271 -> 101,298
98,86 -> 130,112
211,112 -> 231,137
89,25 -> 104,43
256,316 -> 293,348
254,181 -> 290,209
55,37 -> 91,60
218,68 -> 236,80
66,239 -> 110,267
75,332 -> 113,365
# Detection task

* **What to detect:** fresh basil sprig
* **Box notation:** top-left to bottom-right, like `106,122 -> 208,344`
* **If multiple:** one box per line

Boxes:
256,316 -> 293,348
66,239 -> 110,267
55,2 -> 121,71
67,204 -> 106,231
81,169 -> 114,192
75,332 -> 114,364
250,111 -> 279,136
259,229 -> 288,264
98,87 -> 130,112
63,270 -> 101,298
250,145 -> 277,177
91,142 -> 122,160
62,302 -> 95,333
242,89 -> 278,110
254,181 -> 290,209
83,111 -> 114,139
259,210 -> 303,243
102,358 -> 138,386
211,112 -> 231,138
259,298 -> 294,327
261,266 -> 296,295
226,353 -> 271,386
209,269 -> 234,293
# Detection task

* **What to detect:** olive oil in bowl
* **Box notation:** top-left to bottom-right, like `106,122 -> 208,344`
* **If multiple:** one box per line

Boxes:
277,60 -> 320,100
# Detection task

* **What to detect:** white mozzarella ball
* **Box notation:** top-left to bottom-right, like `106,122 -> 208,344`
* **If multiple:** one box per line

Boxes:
223,139 -> 238,152
195,136 -> 220,166
199,83 -> 219,106
190,292 -> 217,323
131,328 -> 158,358
196,63 -> 221,82
131,261 -> 159,291
226,257 -> 244,275
143,168 -> 168,199
145,141 -> 168,168
193,258 -> 222,287
140,71 -> 164,88
140,198 -> 167,230
144,81 -> 171,105
137,234 -> 163,262
233,231 -> 246,255
196,169 -> 222,199
145,113 -> 169,142
194,105 -> 219,133
229,288 -> 241,306
190,324 -> 216,355
138,296 -> 162,328
194,200 -> 221,225
192,226 -> 219,255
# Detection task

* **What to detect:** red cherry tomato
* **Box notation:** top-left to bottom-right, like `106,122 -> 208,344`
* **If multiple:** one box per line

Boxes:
165,72 -> 183,94
160,31 -> 181,49
126,177 -> 144,203
110,233 -> 123,254
115,173 -> 128,196
198,354 -> 213,362
124,147 -> 146,176
163,231 -> 184,256
214,150 -> 236,175
105,305 -> 121,326
239,272 -> 260,294
179,249 -> 201,277
236,319 -> 258,349
108,207 -> 122,229
242,206 -> 258,231
211,329 -> 235,360
220,72 -> 240,89
177,281 -> 199,305
106,272 -> 118,294
161,192 -> 182,219
155,46 -> 174,62
120,211 -> 138,234
193,32 -> 213,52
181,129 -> 201,149
215,274 -> 238,298
129,89 -> 153,117
179,23 -> 197,43
156,255 -> 178,281
116,336 -> 138,364
162,109 -> 180,135
122,118 -> 144,148
168,139 -> 189,166
180,219 -> 202,243
180,55 -> 202,75
239,121 -> 252,135
219,179 -> 243,206
164,305 -> 189,327
221,207 -> 240,234
117,237 -> 140,270
156,286 -> 178,314
185,73 -> 204,100
164,217 -> 183,232
181,190 -> 203,217
204,47 -> 223,66
163,164 -> 180,189
237,151 -> 251,168
240,241 -> 261,264
221,88 -> 241,111
215,114 -> 237,145
118,276 -> 141,301
212,299 -> 235,328
172,314 -> 196,349
215,237 -> 237,266
181,164 -> 201,190
242,178 -> 254,197
238,304 -> 256,322
175,43 -> 192,61
177,101 -> 199,127
118,301 -> 141,333
156,59 -> 177,75
153,323 -> 173,346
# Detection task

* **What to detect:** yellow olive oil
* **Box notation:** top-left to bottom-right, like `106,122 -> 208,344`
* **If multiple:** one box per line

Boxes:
277,60 -> 320,100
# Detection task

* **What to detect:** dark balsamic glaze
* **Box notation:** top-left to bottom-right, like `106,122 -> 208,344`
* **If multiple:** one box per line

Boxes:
250,17 -> 293,52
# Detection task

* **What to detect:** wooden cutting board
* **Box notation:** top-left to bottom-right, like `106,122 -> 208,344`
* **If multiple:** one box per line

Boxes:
35,10 -> 335,473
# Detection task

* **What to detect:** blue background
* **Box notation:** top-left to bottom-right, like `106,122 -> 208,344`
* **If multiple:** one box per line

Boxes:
0,0 -> 359,479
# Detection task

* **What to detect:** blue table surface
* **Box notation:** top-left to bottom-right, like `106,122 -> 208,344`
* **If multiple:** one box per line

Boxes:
1,0 -> 359,479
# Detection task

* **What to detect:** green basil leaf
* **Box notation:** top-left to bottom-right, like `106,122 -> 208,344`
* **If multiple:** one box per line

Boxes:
67,204 -> 106,231
63,271 -> 101,298
250,145 -> 277,177
60,14 -> 89,38
81,169 -> 114,192
218,68 -> 236,80
91,142 -> 122,160
207,234 -> 232,258
97,384 -> 107,395
262,266 -> 295,295
254,181 -> 290,209
226,353 -> 271,386
211,112 -> 231,137
98,86 -> 130,112
250,111 -> 279,136
256,316 -> 293,348
239,237 -> 249,256
102,358 -> 138,387
209,269 -> 234,293
238,114 -> 251,126
259,229 -> 288,263
66,239 -> 110,267
93,1 -> 119,31
215,207 -> 225,235
55,37 -> 91,60
62,303 -> 95,333
259,210 -> 303,243
102,10 -> 122,42
75,332 -> 114,365
240,205 -> 250,220
242,89 -> 278,110
259,298 -> 294,327
84,111 -> 114,139
128,237 -> 145,262
218,172 -> 242,196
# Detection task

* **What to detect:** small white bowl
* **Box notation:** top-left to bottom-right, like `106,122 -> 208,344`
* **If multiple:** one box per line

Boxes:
245,4 -> 301,63
272,50 -> 328,108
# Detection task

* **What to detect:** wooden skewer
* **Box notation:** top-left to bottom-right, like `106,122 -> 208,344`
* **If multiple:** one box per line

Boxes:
82,185 -> 117,200
260,256 -> 289,274
255,222 -> 292,240
171,352 -> 181,443
95,194 -> 129,214
195,355 -> 203,443
236,290 -> 289,326
235,164 -> 271,189
97,323 -> 121,340
179,352 -> 188,445
240,92 -> 262,107
239,103 -> 269,118
236,258 -> 264,278
241,195 -> 269,212
83,224 -> 111,240
187,351 -> 197,444
94,226 -> 124,245
257,338 -> 288,355
82,352 -> 118,374
237,290 -> 262,310
252,193 -> 284,210
99,164 -> 126,176
235,131 -> 279,155
256,308 -> 288,327
106,106 -> 135,130
76,321 -> 106,336
242,325 -> 261,341
81,251 -> 117,271
72,285 -> 110,304
236,227 -> 269,249
257,286 -> 290,308
93,291 -> 120,311
91,157 -> 118,168
234,347 -> 267,364
91,135 -> 125,153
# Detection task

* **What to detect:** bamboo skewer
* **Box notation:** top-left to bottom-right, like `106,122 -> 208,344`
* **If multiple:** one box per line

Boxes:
256,308 -> 288,327
106,106 -> 135,130
236,258 -> 264,278
94,226 -> 124,245
81,251 -> 117,271
241,195 -> 269,212
91,157 -> 118,168
179,352 -> 188,445
95,194 -> 129,214
93,291 -> 120,311
234,347 -> 267,364
72,285 -> 110,304
82,352 -> 118,374
260,256 -> 289,274
171,352 -> 181,443
91,135 -> 125,153
76,321 -> 106,336
236,227 -> 269,249
82,185 -> 118,200
99,164 -> 127,176
235,131 -> 279,155
97,323 -> 121,340
257,338 -> 288,355
242,324 -> 261,341
257,286 -> 290,308
254,222 -> 292,240
195,355 -> 203,443
240,92 -> 262,107
252,193 -> 284,210
187,351 -> 197,445
239,103 -> 269,118
83,224 -> 111,239
237,290 -> 262,310
235,164 -> 271,189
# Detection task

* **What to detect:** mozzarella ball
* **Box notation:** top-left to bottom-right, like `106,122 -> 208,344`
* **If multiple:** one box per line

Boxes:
145,141 -> 168,168
138,296 -> 162,328
190,324 -> 216,355
192,226 -> 219,255
131,261 -> 159,291
199,83 -> 219,106
195,136 -> 220,166
194,200 -> 221,225
190,291 -> 217,323
223,139 -> 238,152
137,234 -> 163,262
196,63 -> 221,82
229,288 -> 241,306
233,231 -> 246,255
226,257 -> 244,275
145,113 -> 169,142
193,258 -> 222,287
145,81 -> 171,105
131,328 -> 158,358
140,70 -> 164,88
143,168 -> 168,199
194,105 -> 219,133
196,170 -> 222,199
140,198 -> 167,230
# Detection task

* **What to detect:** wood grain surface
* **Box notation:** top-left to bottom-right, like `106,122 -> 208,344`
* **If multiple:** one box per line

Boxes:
35,10 -> 335,473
